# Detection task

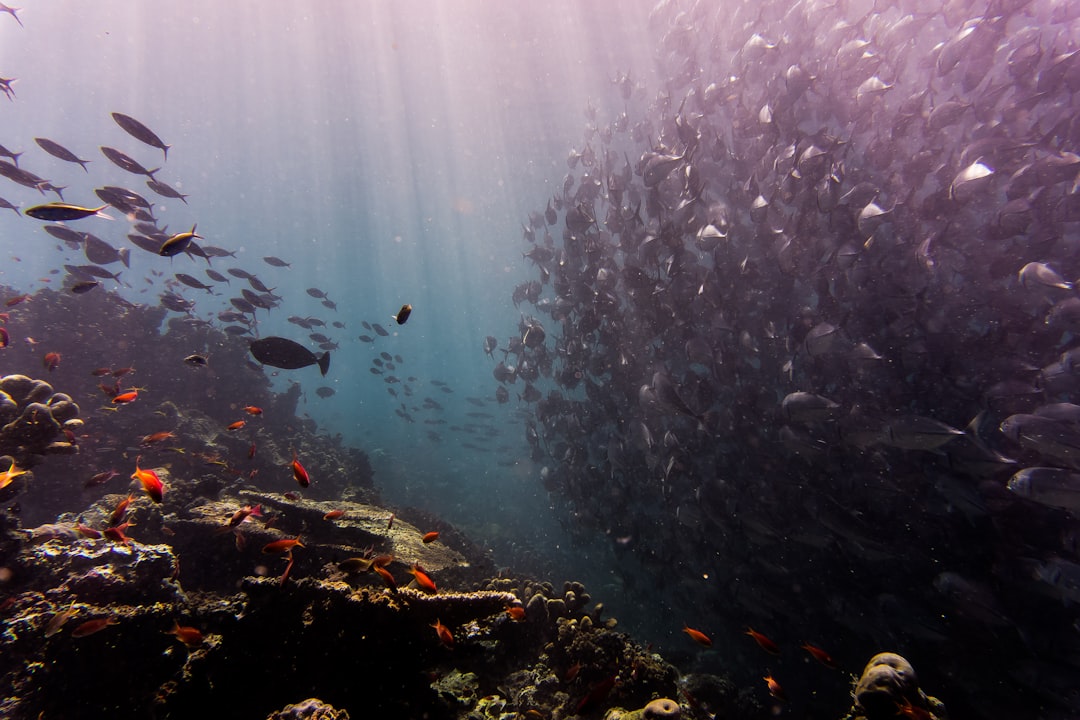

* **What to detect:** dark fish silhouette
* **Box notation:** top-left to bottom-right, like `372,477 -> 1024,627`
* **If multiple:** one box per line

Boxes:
249,336 -> 330,376
111,112 -> 171,161
100,146 -> 158,179
146,179 -> 188,204
35,137 -> 90,172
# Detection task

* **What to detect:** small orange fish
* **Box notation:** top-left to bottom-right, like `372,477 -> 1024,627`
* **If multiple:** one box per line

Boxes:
112,390 -> 138,404
290,450 -> 309,488
140,431 -> 175,445
279,554 -> 295,587
90,367 -> 113,376
801,642 -> 837,669
71,616 -> 118,637
261,536 -> 303,554
373,563 -> 397,589
431,618 -> 453,648
227,504 -> 261,527
323,509 -> 345,520
421,531 -> 440,543
4,293 -> 30,307
746,627 -> 780,655
407,563 -> 437,593
103,521 -> 134,546
506,606 -> 526,621
108,494 -> 134,526
226,420 -> 246,431
764,674 -> 786,702
166,620 -> 204,647
683,624 -> 712,647
75,523 -> 101,539
42,351 -> 61,371
0,459 -> 27,490
131,456 -> 164,503
242,406 -> 263,415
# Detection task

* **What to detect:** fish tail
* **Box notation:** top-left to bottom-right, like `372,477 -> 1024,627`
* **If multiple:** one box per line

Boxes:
318,351 -> 331,376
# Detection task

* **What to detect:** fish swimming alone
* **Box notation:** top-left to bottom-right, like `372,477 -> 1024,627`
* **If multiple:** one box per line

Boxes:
249,336 -> 330,376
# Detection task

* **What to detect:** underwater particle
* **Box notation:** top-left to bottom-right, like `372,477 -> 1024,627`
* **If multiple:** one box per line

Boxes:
395,303 -> 412,325
682,624 -> 712,647
430,618 -> 453,647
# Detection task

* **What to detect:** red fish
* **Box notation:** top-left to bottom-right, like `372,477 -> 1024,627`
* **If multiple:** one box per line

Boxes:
108,494 -> 134,526
746,627 -> 780,655
683,624 -> 712,647
506,606 -> 526,621
103,521 -> 134,546
801,642 -> 837,669
242,406 -> 263,415
131,456 -> 164,503
0,326 -> 9,349
42,351 -> 61,371
4,294 -> 30,307
75,523 -> 102,539
226,420 -> 246,431
166,621 -> 203,647
764,674 -> 786,702
430,618 -> 454,648
90,367 -> 113,376
140,431 -> 175,445
261,536 -> 303,554
407,563 -> 437,593
373,563 -> 397,589
71,617 -> 118,637
290,450 -> 309,488
323,509 -> 345,520
247,441 -> 256,460
112,390 -> 138,404
279,554 -> 295,587
226,504 -> 261,528
421,531 -> 440,543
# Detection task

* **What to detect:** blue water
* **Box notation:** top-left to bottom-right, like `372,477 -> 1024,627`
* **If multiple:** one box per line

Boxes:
0,1 -> 658,625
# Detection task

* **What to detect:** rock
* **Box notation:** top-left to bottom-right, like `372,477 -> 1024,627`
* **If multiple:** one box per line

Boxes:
266,698 -> 350,720
0,375 -> 80,467
851,652 -> 944,720
604,698 -> 682,720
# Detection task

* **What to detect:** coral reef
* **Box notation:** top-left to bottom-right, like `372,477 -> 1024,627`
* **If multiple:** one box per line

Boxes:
844,653 -> 947,720
266,698 -> 350,720
604,697 -> 681,720
0,373 -> 80,469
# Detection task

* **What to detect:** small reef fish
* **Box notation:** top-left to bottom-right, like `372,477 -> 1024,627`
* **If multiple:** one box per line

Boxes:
801,642 -> 837,669
395,303 -> 412,325
108,495 -> 133,526
242,406 -> 262,415
421,531 -> 440,543
373,563 -> 396,589
103,521 -> 134,546
430,619 -> 453,648
290,450 -> 309,488
764,674 -> 786,702
0,459 -> 27,490
746,627 -> 780,654
407,564 -> 437,593
71,617 -> 119,638
682,625 -> 712,647
166,621 -> 203,647
24,202 -> 110,221
262,536 -> 303,554
506,606 -> 526,621
131,456 -> 164,503
226,420 -> 246,431
112,390 -> 138,404
322,509 -> 345,520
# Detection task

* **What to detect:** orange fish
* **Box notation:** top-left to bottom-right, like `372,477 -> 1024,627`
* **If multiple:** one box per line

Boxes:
0,459 -> 27,490
682,624 -> 712,647
407,563 -> 437,593
247,441 -> 256,460
42,351 -> 61,371
323,509 -> 345,520
279,554 -> 295,587
261,536 -> 303,554
131,456 -> 164,503
421,531 -> 440,543
90,367 -> 113,376
746,627 -> 780,654
103,521 -> 134,546
764,674 -> 786,702
71,616 -> 118,638
227,504 -> 261,527
290,450 -> 309,488
75,523 -> 102,539
895,698 -> 933,720
108,494 -> 134,526
242,406 -> 263,415
506,606 -> 526,621
226,420 -> 246,431
801,642 -> 837,669
373,563 -> 397,589
4,294 -> 30,307
431,618 -> 453,648
112,390 -> 138,404
140,431 -> 176,445
166,621 -> 204,647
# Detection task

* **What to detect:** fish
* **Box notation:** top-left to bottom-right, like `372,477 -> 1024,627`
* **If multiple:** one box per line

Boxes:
174,273 -> 215,293
506,606 -> 526,621
140,431 -> 175,446
103,522 -> 134,546
801,643 -> 837,669
146,179 -> 188,203
290,450 -> 310,488
226,420 -> 246,431
422,531 -> 440,543
395,304 -> 412,325
0,459 -> 27,490
407,564 -> 437,593
249,336 -> 330,376
158,225 -> 201,257
763,675 -> 786,702
131,456 -> 164,503
24,202 -> 109,221
373,563 -> 396,589
112,391 -> 138,404
100,146 -> 158,179
183,354 -> 208,367
430,618 -> 453,647
71,617 -> 119,638
42,351 -> 61,371
227,504 -> 261,528
242,406 -> 262,415
69,280 -> 100,294
108,494 -> 134,526
84,469 -> 119,488
35,137 -> 91,171
1007,468 -> 1080,512
315,386 -> 335,398
44,601 -> 78,638
111,112 -> 171,161
262,256 -> 290,267
337,557 -> 375,573
166,621 -> 203,647
261,536 -> 303,554
745,627 -> 779,654
682,625 -> 712,647
322,509 -> 345,521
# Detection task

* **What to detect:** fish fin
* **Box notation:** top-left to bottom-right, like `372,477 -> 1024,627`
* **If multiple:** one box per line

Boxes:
318,351 -> 331,376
